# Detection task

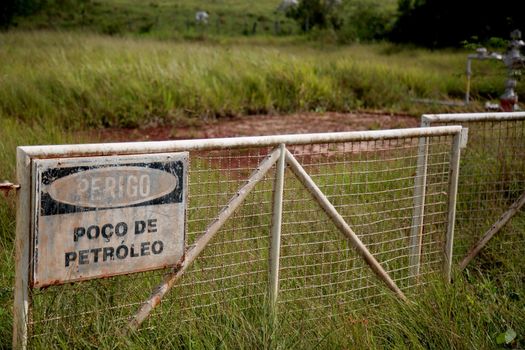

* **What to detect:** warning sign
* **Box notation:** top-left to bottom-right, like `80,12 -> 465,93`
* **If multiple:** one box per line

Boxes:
31,152 -> 188,288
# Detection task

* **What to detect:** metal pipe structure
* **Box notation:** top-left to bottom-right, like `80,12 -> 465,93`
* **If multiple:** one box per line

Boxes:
500,30 -> 525,111
466,59 -> 471,105
13,149 -> 32,350
413,48 -> 503,107
466,30 -> 524,111
415,31 -> 524,110
409,118 -> 430,278
465,48 -> 503,105
422,111 -> 525,124
18,127 -> 463,159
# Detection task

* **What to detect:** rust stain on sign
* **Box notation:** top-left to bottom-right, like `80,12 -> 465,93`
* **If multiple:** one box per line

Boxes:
31,152 -> 188,288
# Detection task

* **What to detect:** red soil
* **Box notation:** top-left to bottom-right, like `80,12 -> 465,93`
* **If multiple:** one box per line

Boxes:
85,112 -> 418,142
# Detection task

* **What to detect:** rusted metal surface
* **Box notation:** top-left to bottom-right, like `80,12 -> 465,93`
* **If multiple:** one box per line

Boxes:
32,152 -> 188,288
13,149 -> 31,350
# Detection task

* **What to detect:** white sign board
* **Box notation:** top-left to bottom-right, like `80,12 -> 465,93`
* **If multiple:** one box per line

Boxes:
31,152 -> 188,288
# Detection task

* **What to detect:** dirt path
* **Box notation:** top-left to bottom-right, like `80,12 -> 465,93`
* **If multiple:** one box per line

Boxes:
87,112 -> 419,142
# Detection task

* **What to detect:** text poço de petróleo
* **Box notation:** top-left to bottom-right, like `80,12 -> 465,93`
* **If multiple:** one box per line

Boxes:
64,219 -> 165,267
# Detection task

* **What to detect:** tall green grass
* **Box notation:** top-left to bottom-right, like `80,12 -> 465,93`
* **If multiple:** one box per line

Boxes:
0,31 -> 514,129
23,269 -> 525,349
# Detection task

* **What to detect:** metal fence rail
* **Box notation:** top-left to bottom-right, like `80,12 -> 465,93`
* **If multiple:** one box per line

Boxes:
422,112 -> 525,268
13,127 -> 463,347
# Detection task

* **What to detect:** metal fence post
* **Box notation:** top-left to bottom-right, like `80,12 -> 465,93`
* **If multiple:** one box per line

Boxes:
13,148 -> 31,350
269,144 -> 286,315
444,131 -> 463,282
409,119 -> 430,277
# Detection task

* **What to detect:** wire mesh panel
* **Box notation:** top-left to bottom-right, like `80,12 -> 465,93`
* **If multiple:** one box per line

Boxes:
154,148 -> 275,326
29,270 -> 165,344
14,127 -> 462,347
423,113 -> 525,262
277,136 -> 452,329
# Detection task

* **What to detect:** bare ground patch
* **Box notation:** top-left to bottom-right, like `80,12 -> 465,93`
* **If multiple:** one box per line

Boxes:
84,112 -> 418,142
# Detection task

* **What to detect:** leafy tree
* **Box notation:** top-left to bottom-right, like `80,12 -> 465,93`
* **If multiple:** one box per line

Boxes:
0,0 -> 18,30
285,0 -> 342,32
0,0 -> 45,30
337,0 -> 395,43
391,0 -> 525,47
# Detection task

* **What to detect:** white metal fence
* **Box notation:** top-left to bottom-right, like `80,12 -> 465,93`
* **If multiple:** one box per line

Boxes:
13,126 -> 464,347
422,112 -> 525,269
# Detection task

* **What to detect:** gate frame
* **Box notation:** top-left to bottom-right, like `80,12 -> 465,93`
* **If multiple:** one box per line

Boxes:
13,126 -> 463,349
420,112 -> 525,270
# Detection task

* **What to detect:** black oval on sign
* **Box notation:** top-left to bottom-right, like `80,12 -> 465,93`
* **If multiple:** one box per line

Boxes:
40,161 -> 184,216
47,166 -> 178,208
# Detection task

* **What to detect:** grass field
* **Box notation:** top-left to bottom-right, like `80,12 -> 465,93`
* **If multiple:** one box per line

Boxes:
0,30 -> 516,131
13,0 -> 297,39
0,26 -> 524,348
12,0 -> 398,41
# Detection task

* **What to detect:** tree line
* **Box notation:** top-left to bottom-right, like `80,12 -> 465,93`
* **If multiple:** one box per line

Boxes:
2,0 -> 524,48
286,0 -> 524,47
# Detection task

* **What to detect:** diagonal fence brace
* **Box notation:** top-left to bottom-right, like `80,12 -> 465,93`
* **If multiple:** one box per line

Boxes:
127,147 -> 281,331
459,191 -> 525,270
284,149 -> 407,301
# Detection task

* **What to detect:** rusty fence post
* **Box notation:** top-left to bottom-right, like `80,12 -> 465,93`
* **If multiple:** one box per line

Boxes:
13,148 -> 31,350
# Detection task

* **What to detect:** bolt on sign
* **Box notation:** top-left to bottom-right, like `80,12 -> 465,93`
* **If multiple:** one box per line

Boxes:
31,152 -> 188,288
